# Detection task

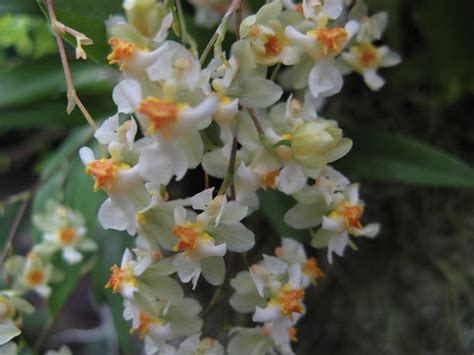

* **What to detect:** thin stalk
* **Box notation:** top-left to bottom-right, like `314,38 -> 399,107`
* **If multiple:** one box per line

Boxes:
0,199 -> 29,266
217,138 -> 238,199
198,0 -> 242,65
45,0 -> 96,130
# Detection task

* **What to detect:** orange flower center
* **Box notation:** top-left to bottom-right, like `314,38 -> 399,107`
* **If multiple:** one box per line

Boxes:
138,97 -> 179,136
308,27 -> 348,55
302,257 -> 325,284
260,170 -> 280,190
288,327 -> 298,342
294,3 -> 304,13
107,38 -> 136,70
131,312 -> 161,338
59,227 -> 76,246
339,203 -> 364,229
105,265 -> 137,293
276,285 -> 305,318
361,47 -> 378,67
264,35 -> 281,55
85,159 -> 121,192
172,222 -> 201,253
26,269 -> 45,286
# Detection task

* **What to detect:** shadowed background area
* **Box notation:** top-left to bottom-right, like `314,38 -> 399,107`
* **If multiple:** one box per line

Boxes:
0,0 -> 472,354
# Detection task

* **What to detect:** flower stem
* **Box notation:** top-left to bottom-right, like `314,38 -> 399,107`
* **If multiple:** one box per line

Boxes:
45,0 -> 97,130
199,0 -> 242,65
217,137 -> 238,199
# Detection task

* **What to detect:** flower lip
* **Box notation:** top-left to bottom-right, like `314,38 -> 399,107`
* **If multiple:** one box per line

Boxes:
307,27 -> 348,55
85,159 -> 129,192
105,264 -> 138,294
58,227 -> 77,246
138,97 -> 179,136
274,284 -> 305,319
107,37 -> 136,70
264,35 -> 281,55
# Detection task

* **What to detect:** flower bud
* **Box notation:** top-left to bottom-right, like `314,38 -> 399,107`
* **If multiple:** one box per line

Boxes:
124,0 -> 166,38
291,120 -> 352,168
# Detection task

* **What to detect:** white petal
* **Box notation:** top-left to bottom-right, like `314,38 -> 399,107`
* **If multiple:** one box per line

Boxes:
328,232 -> 349,262
174,206 -> 187,225
309,62 -> 343,98
174,95 -> 218,134
112,79 -> 142,113
190,188 -> 214,211
354,223 -> 380,238
153,13 -> 173,43
138,143 -> 174,185
63,247 -> 82,264
363,69 -> 385,91
98,198 -> 130,233
253,304 -> 281,323
94,115 -> 119,144
79,146 -> 95,165
322,215 -> 344,232
277,161 -> 306,194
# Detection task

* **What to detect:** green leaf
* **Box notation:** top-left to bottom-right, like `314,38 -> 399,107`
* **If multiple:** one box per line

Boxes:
0,58 -> 114,108
258,190 -> 305,241
336,126 -> 474,187
63,154 -> 104,234
47,256 -> 82,318
38,0 -> 124,64
0,0 -> 40,14
39,125 -> 94,180
90,228 -> 135,354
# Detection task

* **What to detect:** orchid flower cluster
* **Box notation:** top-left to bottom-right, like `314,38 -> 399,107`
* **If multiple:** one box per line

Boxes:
0,201 -> 95,352
12,0 -> 398,353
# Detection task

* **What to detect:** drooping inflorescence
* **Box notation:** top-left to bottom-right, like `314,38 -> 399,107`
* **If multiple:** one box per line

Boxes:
0,0 -> 400,353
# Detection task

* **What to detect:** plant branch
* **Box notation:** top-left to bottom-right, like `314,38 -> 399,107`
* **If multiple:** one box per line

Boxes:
45,0 -> 97,130
175,0 -> 198,55
247,108 -> 264,135
0,198 -> 30,266
217,138 -> 238,199
199,0 -> 242,65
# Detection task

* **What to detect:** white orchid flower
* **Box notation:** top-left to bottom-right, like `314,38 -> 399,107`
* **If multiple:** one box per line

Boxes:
80,146 -> 148,235
21,252 -> 53,298
253,264 -> 305,345
112,78 -> 218,185
341,43 -> 401,90
275,238 -> 325,287
285,20 -> 359,97
311,184 -> 380,263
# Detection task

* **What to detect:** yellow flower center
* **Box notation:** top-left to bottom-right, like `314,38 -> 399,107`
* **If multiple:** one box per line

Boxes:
260,170 -> 280,190
58,227 -> 76,246
107,38 -> 136,70
131,312 -> 162,339
172,221 -> 212,255
138,97 -> 180,137
85,159 -> 128,192
302,257 -> 325,285
307,27 -> 348,55
105,264 -> 138,293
